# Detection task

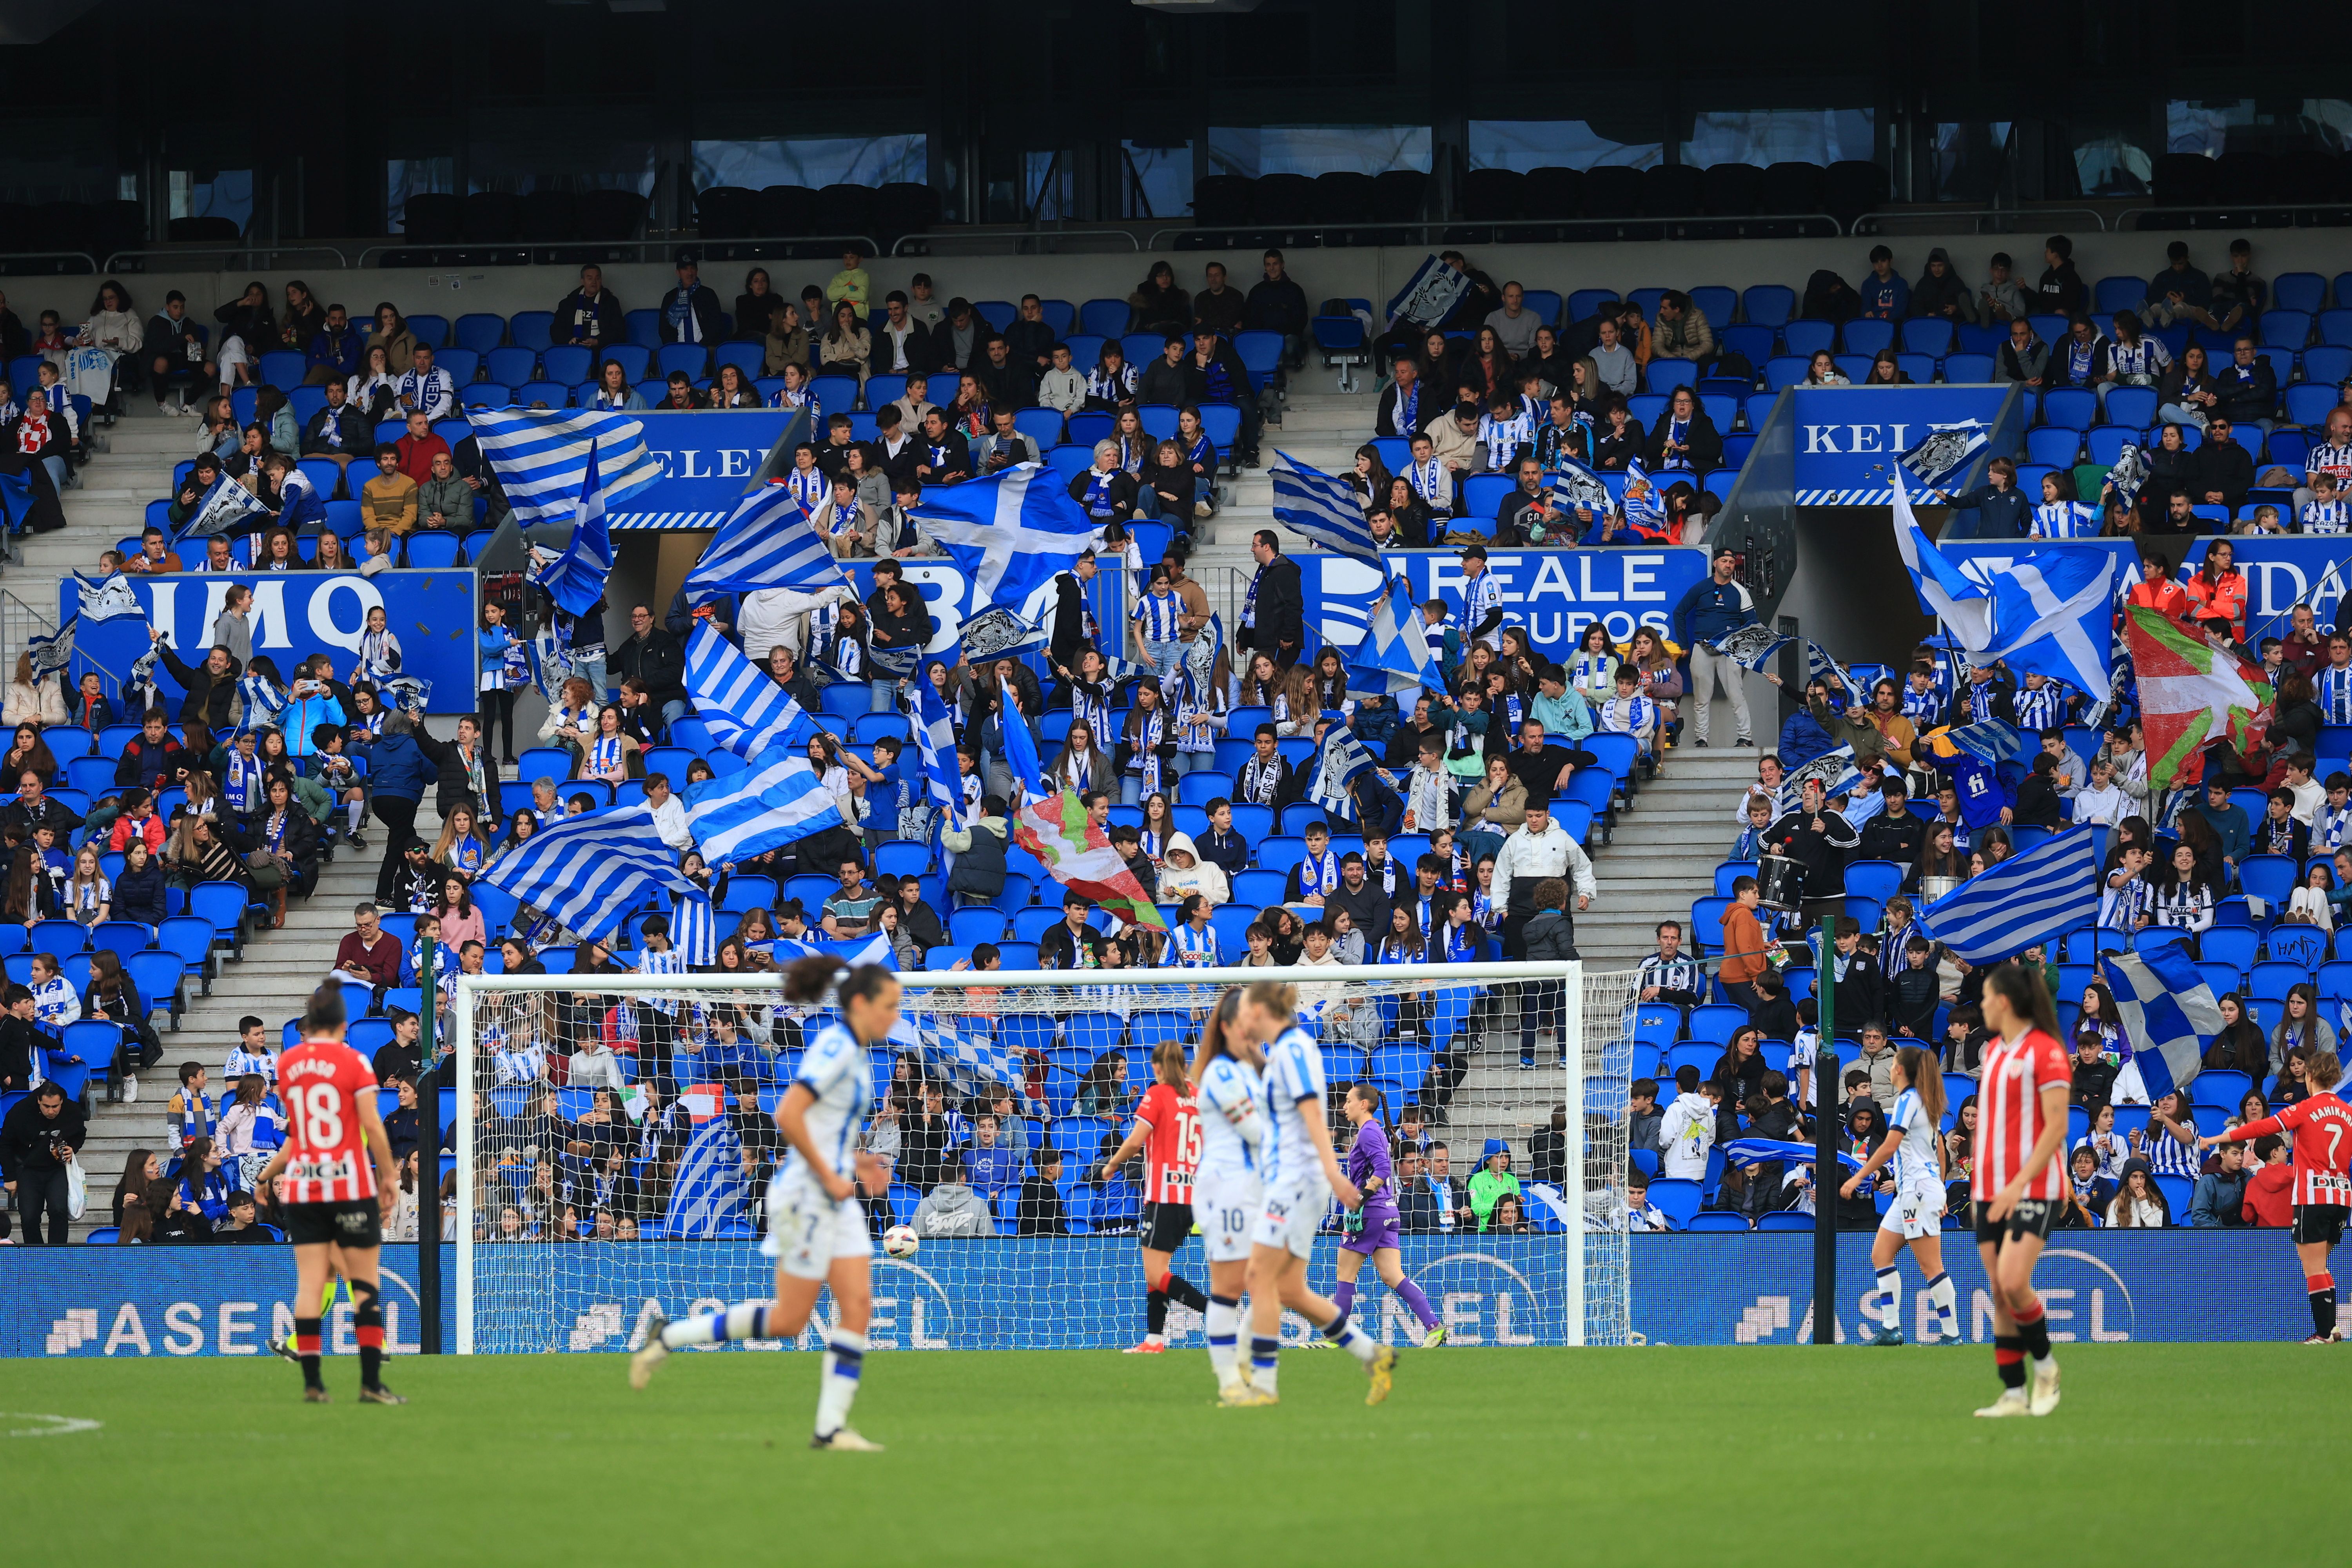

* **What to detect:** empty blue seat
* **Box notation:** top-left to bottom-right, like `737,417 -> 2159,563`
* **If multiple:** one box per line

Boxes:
1900,318 -> 1954,356
1840,319 -> 1893,356
1781,320 -> 1834,358
1742,285 -> 1796,327
2103,386 -> 2159,428
2041,388 -> 2096,430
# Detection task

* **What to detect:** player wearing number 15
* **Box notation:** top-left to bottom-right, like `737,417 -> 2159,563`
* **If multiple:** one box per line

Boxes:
253,985 -> 403,1406
630,958 -> 897,1453
1103,1039 -> 1210,1354
2203,1050 -> 2352,1345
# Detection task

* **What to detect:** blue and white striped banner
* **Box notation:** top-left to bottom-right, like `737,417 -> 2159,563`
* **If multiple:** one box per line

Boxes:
683,752 -> 848,865
478,802 -> 694,945
774,932 -> 896,970
681,483 -> 848,602
472,407 -> 664,525
685,622 -> 820,760
662,1116 -> 748,1237
2099,946 -> 2216,1104
1917,825 -> 2100,963
1306,725 -> 1379,820
891,1013 -> 1048,1118
1270,451 -> 1381,566
913,674 -> 966,833
528,440 -> 615,618
668,889 -> 717,966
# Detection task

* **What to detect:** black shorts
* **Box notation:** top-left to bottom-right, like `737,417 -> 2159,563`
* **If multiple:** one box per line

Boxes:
1975,1197 -> 2060,1247
2293,1204 -> 2350,1248
1141,1200 -> 1195,1253
283,1198 -> 383,1249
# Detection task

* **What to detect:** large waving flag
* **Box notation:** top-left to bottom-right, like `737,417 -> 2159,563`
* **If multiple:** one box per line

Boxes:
908,465 -> 1103,620
998,688 -> 1046,804
2124,604 -> 2273,791
685,622 -> 820,759
681,483 -> 848,603
530,441 -> 615,617
1345,574 -> 1439,700
913,673 -> 967,833
890,1013 -> 1049,1116
1891,469 -> 1993,650
479,802 -> 695,944
1549,452 -> 1613,520
1269,451 -> 1381,566
2100,946 -> 2216,1105
1982,548 -> 2116,695
472,407 -> 664,525
683,753 -> 848,865
172,472 -> 271,543
663,1116 -> 748,1237
1306,724 -> 1382,821
1011,793 -> 1167,931
1916,825 -> 2100,962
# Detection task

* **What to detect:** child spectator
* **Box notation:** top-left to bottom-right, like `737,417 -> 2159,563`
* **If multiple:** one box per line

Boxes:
2302,472 -> 2349,534
1656,1065 -> 1716,1180
1627,1078 -> 1661,1162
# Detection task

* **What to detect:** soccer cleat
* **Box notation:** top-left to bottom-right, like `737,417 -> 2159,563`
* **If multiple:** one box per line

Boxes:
1973,1390 -> 2031,1418
1219,1384 -> 1277,1407
1931,1330 -> 1968,1347
2029,1361 -> 2062,1417
1123,1338 -> 1166,1354
628,1316 -> 670,1389
1365,1345 -> 1397,1406
1301,1334 -> 1331,1348
267,1336 -> 299,1364
358,1385 -> 407,1405
1860,1325 -> 1905,1347
1421,1325 -> 1448,1349
302,1387 -> 331,1404
811,1428 -> 885,1451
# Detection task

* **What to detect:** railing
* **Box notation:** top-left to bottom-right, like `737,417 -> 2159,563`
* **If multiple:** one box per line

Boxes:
102,244 -> 353,272
353,234 -> 879,268
1849,207 -> 2110,235
0,590 -> 58,686
891,227 -> 1141,256
1145,213 -> 1847,247
0,250 -> 100,274
2114,200 -> 2352,230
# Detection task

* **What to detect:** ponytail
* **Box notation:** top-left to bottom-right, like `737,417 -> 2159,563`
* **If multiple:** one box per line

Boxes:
1897,1044 -> 1944,1126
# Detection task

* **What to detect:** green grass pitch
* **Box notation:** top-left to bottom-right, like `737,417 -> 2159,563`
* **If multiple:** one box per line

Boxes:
5,1345 -> 2346,1564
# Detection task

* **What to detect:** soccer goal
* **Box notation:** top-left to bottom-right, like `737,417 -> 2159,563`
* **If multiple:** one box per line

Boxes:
448,960 -> 1636,1355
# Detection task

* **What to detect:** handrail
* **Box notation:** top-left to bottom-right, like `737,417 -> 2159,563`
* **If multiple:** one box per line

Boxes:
355,234 -> 879,268
1144,213 -> 1847,247
1849,207 -> 2109,234
102,244 -> 352,270
892,227 -> 1142,256
2114,200 -> 2352,229
0,250 -> 99,272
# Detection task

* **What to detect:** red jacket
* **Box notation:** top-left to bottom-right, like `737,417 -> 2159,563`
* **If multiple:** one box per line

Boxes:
108,813 -> 167,855
2126,579 -> 2191,619
2242,1160 -> 2295,1227
394,432 -> 450,485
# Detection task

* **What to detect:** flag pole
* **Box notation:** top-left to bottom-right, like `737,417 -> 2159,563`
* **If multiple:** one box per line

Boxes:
1812,932 -> 1838,1345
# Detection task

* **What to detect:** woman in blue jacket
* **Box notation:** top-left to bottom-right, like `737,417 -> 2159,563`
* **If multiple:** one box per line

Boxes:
1934,455 -> 2032,539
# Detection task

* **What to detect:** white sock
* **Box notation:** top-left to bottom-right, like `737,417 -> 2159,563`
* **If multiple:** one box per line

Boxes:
1321,1310 -> 1378,1367
815,1330 -> 867,1437
1927,1273 -> 1958,1340
1875,1269 -> 1902,1333
1205,1296 -> 1241,1386
347,801 -> 364,832
660,1301 -> 766,1348
1249,1334 -> 1280,1394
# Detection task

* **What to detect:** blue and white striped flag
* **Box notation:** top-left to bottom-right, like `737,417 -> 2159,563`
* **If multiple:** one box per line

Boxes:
662,1115 -> 748,1237
686,621 -> 819,759
891,1013 -> 1047,1117
74,572 -> 142,622
1306,724 -> 1381,821
25,620 -> 74,683
774,932 -> 897,971
1345,574 -> 1439,700
234,671 -> 287,735
912,674 -> 966,833
681,482 -> 848,603
1916,825 -> 2100,962
1385,253 -> 1473,328
173,473 -> 270,543
1269,451 -> 1381,566
1892,469 -> 1993,651
669,888 -> 717,966
529,441 -> 615,617
1549,454 -> 1613,519
1622,457 -> 1666,532
1897,421 -> 1990,492
683,752 -> 848,866
2099,946 -> 2215,1104
479,802 -> 695,945
471,407 -> 664,525
908,465 -> 1105,621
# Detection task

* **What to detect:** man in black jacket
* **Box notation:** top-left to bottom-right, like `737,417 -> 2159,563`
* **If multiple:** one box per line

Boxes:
1004,294 -> 1059,381
0,1081 -> 87,1244
1239,531 -> 1302,667
1015,1148 -> 1069,1236
553,264 -> 624,350
2192,416 -> 2256,512
657,253 -> 724,348
1047,552 -> 1100,677
300,378 -> 372,479
1242,249 -> 1309,367
143,290 -> 213,411
2213,337 -> 2278,428
1857,777 -> 1927,865
0,771 -> 83,842
915,408 -> 973,486
150,633 -> 243,733
1038,893 -> 1100,972
973,335 -> 1035,411
870,291 -> 936,377
1375,354 -> 1432,439
1185,326 -> 1261,459
613,604 -> 688,724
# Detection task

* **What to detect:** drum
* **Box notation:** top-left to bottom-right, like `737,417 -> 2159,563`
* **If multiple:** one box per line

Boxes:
1917,875 -> 1962,906
1757,853 -> 1807,913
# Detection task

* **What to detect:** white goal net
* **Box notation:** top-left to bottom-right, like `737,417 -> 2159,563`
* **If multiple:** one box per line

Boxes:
450,960 -> 1635,1354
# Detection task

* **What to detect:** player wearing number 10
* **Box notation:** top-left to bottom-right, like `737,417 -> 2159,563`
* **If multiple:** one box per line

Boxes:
253,985 -> 404,1405
630,958 -> 898,1452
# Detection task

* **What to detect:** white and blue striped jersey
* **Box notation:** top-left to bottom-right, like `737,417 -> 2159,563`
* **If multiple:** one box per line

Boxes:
2302,499 -> 2351,535
1262,1023 -> 1329,1190
1461,571 -> 1505,650
2013,682 -> 2067,731
2319,666 -> 2352,725
2319,799 -> 2352,850
2144,1118 -> 2202,1181
1167,921 -> 1219,968
1197,1054 -> 1269,1180
1900,683 -> 1942,725
1889,1087 -> 1941,1190
1479,410 -> 1532,469
2030,501 -> 2101,539
777,1020 -> 870,1195
1132,590 -> 1184,643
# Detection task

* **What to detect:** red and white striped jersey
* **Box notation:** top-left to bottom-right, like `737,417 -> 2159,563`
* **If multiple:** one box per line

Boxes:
1974,1027 -> 2073,1203
2228,1091 -> 2352,1207
1135,1080 -> 1202,1205
276,1038 -> 379,1204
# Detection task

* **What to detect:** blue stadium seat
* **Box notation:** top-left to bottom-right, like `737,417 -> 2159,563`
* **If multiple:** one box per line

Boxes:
1900,318 -> 1954,356
1742,285 -> 1796,327
1079,299 -> 1128,338
454,313 -> 506,354
2040,388 -> 2096,431
2260,310 -> 2313,349
1718,323 -> 1775,368
2103,386 -> 2159,428
626,309 -> 663,349
539,343 -> 593,385
2091,277 -> 2146,314
2026,426 -> 2081,467
483,346 -> 535,387
2274,272 -> 2328,314
403,531 -> 463,568
507,310 -> 554,350
1780,320 -> 1834,358
1839,319 -> 1893,356
657,343 -> 709,379
407,314 -> 449,349
1644,359 -> 1697,395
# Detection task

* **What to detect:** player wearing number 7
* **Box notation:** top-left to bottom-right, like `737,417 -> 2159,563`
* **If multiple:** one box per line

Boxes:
253,986 -> 404,1405
2202,1049 -> 2352,1344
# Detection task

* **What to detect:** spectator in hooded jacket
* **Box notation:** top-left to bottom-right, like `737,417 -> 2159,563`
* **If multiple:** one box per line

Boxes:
2036,235 -> 2087,316
1909,248 -> 1974,323
1243,249 -> 1309,368
1858,247 -> 1909,319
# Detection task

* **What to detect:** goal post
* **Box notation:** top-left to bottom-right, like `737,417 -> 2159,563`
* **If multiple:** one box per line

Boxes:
450,959 -> 1636,1356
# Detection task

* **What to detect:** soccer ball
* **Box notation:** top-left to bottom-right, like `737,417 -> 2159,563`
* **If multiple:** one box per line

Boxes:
882,1225 -> 920,1258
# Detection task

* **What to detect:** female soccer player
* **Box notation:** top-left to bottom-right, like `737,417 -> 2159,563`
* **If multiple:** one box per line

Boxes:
630,958 -> 896,1451
2202,1049 -> 2352,1343
1838,1045 -> 1961,1347
1238,980 -> 1399,1406
1191,988 -> 1271,1403
1101,1039 -> 1210,1353
252,986 -> 403,1403
1972,962 -> 2071,1417
1333,1083 -> 1447,1348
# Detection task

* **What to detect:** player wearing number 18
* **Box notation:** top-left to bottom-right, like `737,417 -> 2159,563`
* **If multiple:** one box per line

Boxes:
2203,1049 -> 2352,1344
252,985 -> 404,1405
1103,1039 -> 1209,1354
